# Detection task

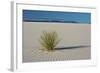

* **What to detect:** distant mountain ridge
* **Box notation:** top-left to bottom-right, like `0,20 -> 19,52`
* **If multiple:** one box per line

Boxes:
23,19 -> 80,23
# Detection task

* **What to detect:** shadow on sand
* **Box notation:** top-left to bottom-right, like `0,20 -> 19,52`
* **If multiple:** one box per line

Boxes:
55,45 -> 90,50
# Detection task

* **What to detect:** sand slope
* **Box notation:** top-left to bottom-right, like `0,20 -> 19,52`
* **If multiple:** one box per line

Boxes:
22,22 -> 91,63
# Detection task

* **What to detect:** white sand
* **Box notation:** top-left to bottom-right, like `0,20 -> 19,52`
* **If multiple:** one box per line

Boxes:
22,22 -> 91,63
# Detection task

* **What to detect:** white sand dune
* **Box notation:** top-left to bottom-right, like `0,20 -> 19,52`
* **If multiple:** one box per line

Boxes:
22,22 -> 91,63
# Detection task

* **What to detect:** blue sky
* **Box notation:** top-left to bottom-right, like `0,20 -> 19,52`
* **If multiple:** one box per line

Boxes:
23,10 -> 91,24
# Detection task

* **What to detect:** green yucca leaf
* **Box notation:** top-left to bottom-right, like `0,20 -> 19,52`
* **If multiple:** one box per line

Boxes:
39,31 -> 61,51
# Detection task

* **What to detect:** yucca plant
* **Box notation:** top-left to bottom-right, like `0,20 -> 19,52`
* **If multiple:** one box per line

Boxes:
39,31 -> 61,51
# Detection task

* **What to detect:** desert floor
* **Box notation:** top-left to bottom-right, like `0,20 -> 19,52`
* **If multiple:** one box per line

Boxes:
22,22 -> 91,63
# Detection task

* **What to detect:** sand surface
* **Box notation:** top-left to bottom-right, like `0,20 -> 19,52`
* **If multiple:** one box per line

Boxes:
22,22 -> 91,63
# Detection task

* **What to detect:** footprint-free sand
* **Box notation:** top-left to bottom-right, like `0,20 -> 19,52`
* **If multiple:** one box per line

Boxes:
22,22 -> 91,63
